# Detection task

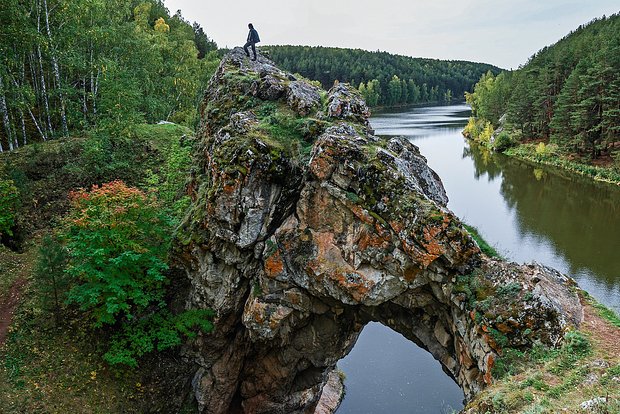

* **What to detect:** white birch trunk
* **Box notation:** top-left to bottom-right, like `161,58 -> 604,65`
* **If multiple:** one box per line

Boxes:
36,1 -> 53,137
43,0 -> 68,137
0,71 -> 14,151
19,108 -> 27,146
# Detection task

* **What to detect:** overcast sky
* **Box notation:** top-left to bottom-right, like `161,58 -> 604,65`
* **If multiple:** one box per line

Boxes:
164,0 -> 619,69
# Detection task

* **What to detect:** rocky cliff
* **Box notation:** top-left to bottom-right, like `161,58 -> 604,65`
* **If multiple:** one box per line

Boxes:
175,48 -> 583,414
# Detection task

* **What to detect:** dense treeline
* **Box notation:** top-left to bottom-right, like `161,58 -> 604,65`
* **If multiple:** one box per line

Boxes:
0,0 -> 219,152
265,45 -> 500,107
465,14 -> 620,163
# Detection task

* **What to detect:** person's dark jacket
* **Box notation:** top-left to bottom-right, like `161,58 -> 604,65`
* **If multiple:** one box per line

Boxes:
247,28 -> 260,43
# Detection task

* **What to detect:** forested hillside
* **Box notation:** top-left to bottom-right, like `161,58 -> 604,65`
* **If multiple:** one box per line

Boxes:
464,14 -> 620,178
0,3 -> 220,409
265,45 -> 500,107
0,0 -> 219,153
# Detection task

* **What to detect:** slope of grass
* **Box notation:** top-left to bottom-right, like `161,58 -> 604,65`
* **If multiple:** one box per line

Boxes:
466,293 -> 620,413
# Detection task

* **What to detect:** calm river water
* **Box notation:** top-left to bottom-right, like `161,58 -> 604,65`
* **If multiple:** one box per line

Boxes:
337,104 -> 620,413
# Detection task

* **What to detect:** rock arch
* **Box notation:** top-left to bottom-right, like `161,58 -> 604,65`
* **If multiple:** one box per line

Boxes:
176,48 -> 581,414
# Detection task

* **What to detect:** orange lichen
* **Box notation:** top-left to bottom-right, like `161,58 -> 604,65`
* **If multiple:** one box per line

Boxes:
389,220 -> 404,234
357,229 -> 389,251
329,270 -> 372,302
483,354 -> 495,385
348,204 -> 374,226
309,154 -> 335,180
264,250 -> 285,278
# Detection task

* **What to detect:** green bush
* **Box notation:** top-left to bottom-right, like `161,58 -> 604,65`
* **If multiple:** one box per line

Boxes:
0,177 -> 19,237
62,180 -> 172,327
60,180 -> 213,366
143,132 -> 194,221
492,131 -> 515,152
104,309 -> 214,367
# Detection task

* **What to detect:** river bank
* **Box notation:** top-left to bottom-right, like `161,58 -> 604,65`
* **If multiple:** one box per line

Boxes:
338,103 -> 620,413
462,118 -> 620,186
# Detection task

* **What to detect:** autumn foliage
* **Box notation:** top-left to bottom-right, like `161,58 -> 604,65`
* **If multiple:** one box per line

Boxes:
63,180 -> 171,327
61,180 -> 212,366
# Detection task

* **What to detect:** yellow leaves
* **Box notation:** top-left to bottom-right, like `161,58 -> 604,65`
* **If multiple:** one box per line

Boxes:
90,370 -> 97,381
154,18 -> 170,34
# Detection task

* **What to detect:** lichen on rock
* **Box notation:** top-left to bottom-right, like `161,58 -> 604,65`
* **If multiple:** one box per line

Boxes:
175,48 -> 583,414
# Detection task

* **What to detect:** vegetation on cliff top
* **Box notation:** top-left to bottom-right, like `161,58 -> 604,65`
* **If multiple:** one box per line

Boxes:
463,14 -> 620,184
466,295 -> 620,414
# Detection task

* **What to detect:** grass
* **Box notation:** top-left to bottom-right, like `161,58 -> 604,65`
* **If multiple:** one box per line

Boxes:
463,223 -> 502,258
582,291 -> 620,329
0,245 -> 146,413
466,296 -> 620,413
505,144 -> 620,186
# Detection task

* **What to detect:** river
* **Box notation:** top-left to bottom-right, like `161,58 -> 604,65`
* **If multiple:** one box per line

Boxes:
337,104 -> 620,413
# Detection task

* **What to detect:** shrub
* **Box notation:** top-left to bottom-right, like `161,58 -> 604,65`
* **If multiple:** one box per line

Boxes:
479,121 -> 494,144
535,142 -> 547,156
143,133 -> 193,221
62,180 -> 172,327
463,117 -> 478,138
104,309 -> 214,367
0,177 -> 19,237
492,130 -> 515,152
60,180 -> 213,365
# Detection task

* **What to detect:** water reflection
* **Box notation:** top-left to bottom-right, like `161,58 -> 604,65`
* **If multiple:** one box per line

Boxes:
337,104 -> 620,414
372,104 -> 620,312
337,323 -> 463,414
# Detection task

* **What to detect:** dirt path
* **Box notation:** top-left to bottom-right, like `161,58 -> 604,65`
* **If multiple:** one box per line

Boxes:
0,246 -> 36,347
0,276 -> 27,346
581,299 -> 620,357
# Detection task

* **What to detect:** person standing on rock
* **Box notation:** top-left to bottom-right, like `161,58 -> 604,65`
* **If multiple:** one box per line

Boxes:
244,23 -> 260,61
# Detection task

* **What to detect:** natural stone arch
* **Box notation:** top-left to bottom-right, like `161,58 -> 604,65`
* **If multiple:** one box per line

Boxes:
176,48 -> 582,414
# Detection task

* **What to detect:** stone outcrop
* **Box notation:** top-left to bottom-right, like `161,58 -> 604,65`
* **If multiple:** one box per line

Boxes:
175,48 -> 583,413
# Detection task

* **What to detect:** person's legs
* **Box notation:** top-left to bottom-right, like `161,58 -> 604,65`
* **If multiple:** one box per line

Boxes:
251,42 -> 257,60
243,41 -> 251,57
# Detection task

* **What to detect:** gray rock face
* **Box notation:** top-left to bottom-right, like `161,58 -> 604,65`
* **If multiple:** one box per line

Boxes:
326,82 -> 371,126
175,48 -> 583,414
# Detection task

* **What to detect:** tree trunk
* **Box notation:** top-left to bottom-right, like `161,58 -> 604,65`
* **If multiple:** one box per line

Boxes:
18,57 -> 28,145
43,0 -> 68,137
36,1 -> 52,139
10,112 -> 19,149
19,108 -> 27,146
82,77 -> 88,124
93,69 -> 100,121
0,71 -> 14,151
8,73 -> 46,143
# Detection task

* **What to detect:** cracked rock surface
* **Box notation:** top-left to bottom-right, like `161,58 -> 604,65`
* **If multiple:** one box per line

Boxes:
175,48 -> 582,414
